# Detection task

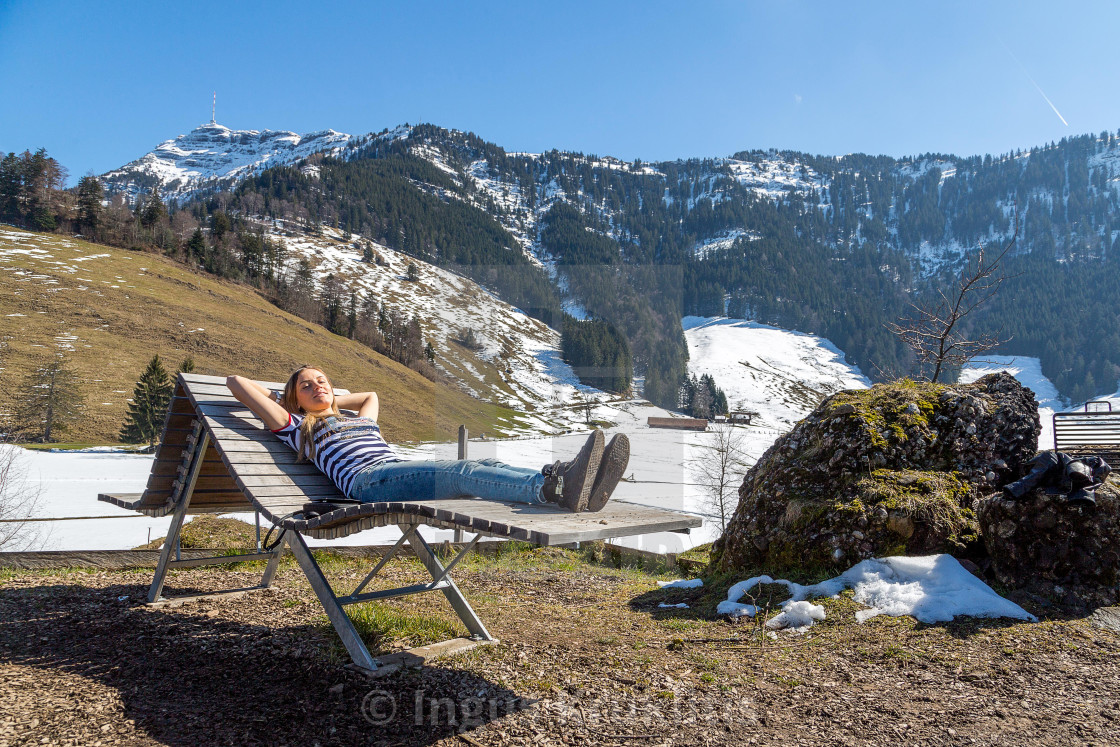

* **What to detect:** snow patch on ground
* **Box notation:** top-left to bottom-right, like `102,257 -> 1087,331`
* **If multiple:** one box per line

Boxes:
721,155 -> 824,201
692,229 -> 760,259
718,555 -> 1035,633
658,578 -> 703,589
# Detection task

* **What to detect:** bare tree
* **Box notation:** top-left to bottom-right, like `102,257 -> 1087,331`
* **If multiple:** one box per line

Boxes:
694,423 -> 751,532
887,216 -> 1018,382
0,438 -> 43,551
572,389 -> 595,427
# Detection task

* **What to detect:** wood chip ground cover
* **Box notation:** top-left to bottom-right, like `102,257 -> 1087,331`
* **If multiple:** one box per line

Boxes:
1,547 -> 1118,746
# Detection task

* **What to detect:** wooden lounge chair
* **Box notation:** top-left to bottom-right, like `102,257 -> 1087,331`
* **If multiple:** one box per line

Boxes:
100,373 -> 702,673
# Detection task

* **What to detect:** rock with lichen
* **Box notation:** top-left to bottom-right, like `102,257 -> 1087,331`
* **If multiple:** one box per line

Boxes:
977,483 -> 1120,609
710,373 -> 1040,574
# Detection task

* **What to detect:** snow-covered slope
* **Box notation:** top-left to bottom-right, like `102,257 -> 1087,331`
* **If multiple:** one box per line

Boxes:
262,221 -> 604,434
99,121 -> 369,203
683,315 -> 870,431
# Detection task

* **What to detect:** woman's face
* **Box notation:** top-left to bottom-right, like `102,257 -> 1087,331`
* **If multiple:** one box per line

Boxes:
293,368 -> 334,414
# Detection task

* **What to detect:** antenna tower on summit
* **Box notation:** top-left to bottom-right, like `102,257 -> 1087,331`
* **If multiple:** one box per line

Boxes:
211,92 -> 216,124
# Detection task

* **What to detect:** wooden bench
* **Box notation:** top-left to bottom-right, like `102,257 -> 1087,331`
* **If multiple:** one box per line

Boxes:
100,373 -> 701,673
1053,400 -> 1120,466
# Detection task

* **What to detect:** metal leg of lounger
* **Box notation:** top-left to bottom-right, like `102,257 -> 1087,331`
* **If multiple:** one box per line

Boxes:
148,428 -> 284,604
285,530 -> 379,671
147,429 -> 208,603
351,525 -> 416,596
402,523 -> 493,642
259,535 -> 284,588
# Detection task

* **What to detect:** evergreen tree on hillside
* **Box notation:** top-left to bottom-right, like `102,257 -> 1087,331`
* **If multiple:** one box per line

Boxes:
186,228 -> 206,264
119,355 -> 173,450
76,175 -> 103,235
140,188 -> 166,228
680,374 -> 729,419
14,357 -> 82,443
0,153 -> 20,222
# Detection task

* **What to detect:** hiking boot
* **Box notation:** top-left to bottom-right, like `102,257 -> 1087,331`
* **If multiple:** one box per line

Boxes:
541,430 -> 605,511
1067,487 -> 1097,509
585,434 -> 629,512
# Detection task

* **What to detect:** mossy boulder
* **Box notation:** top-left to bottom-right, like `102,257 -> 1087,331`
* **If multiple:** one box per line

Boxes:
711,373 -> 1040,573
977,481 -> 1120,609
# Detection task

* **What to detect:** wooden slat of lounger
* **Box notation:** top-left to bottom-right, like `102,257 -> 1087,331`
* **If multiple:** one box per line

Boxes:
222,462 -> 323,477
202,426 -> 288,449
185,382 -> 257,397
160,428 -> 195,447
179,372 -> 233,386
236,473 -> 336,489
201,422 -> 271,442
99,493 -> 146,512
195,404 -> 259,418
298,498 -> 702,544
96,487 -> 243,517
200,417 -> 270,434
185,491 -> 255,507
187,395 -> 251,408
181,372 -> 279,389
170,397 -> 202,415
146,474 -> 241,492
223,451 -> 301,466
151,456 -> 226,477
178,372 -> 349,394
241,484 -> 341,498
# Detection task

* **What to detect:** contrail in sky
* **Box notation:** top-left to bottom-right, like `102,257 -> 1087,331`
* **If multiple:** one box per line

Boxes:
999,38 -> 1069,126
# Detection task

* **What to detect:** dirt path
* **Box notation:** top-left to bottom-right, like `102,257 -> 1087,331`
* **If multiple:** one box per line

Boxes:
1,548 -> 1118,746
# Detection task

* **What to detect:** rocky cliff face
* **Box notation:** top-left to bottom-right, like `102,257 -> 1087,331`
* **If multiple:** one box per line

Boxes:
711,373 -> 1040,573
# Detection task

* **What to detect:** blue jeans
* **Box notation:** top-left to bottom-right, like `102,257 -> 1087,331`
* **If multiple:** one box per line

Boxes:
348,458 -> 546,505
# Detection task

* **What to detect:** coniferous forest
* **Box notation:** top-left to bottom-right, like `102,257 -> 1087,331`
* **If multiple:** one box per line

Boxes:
10,124 -> 1120,408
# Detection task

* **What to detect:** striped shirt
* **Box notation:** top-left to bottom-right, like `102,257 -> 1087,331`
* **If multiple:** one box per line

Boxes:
272,413 -> 399,497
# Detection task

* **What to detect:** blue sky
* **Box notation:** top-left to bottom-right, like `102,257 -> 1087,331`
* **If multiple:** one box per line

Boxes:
2,1 -> 1118,181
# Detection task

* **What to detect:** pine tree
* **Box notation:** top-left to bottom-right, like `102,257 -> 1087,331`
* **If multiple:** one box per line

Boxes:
76,175 -> 103,235
186,228 -> 206,264
347,291 -> 358,339
14,357 -> 82,443
141,188 -> 166,228
119,355 -> 173,450
178,357 -> 195,375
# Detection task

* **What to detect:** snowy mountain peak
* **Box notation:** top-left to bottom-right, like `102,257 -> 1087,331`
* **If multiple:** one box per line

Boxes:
99,121 -> 356,203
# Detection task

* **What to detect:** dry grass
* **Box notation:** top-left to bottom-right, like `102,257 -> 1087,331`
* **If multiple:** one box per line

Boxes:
0,228 -> 511,444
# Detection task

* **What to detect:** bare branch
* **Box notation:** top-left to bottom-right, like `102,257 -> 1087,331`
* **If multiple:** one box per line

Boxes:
885,204 -> 1018,382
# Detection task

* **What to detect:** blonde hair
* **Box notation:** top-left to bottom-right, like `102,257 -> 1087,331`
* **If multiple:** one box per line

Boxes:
281,365 -> 340,462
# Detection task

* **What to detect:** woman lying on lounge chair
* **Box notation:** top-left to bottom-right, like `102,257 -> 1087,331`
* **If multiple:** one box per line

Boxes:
227,365 -> 629,512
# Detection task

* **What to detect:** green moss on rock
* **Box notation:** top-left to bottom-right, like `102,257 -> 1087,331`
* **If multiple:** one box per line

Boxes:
711,373 -> 1039,574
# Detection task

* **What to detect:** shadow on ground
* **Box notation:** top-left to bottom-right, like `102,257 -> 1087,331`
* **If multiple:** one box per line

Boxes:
0,581 -> 524,746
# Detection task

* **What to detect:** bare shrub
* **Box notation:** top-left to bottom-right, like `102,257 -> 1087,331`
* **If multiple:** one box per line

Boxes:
0,439 -> 43,551
694,423 -> 751,532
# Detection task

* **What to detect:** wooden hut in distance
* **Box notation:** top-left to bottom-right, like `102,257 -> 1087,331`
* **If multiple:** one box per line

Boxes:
647,416 -> 709,431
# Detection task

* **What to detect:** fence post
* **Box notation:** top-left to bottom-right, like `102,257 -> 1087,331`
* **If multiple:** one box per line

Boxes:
454,426 -> 468,544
